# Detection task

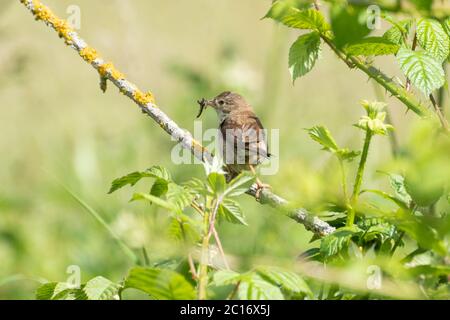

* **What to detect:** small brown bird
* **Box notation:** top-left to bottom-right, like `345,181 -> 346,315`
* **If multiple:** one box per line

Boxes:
197,91 -> 270,197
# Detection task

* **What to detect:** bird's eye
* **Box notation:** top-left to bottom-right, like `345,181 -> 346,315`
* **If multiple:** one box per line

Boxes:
218,100 -> 225,105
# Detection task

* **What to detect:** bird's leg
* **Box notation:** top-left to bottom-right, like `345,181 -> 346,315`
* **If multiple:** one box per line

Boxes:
249,165 -> 271,201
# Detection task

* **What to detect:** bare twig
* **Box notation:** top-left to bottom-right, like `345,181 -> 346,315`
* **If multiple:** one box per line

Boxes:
18,0 -> 335,236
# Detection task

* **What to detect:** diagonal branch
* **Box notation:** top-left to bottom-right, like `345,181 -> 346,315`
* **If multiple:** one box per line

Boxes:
18,0 -> 335,236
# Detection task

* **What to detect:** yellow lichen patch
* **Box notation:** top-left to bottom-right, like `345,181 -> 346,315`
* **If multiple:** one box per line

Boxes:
32,1 -> 53,22
53,19 -> 74,44
97,62 -> 125,80
133,90 -> 156,105
79,47 -> 99,63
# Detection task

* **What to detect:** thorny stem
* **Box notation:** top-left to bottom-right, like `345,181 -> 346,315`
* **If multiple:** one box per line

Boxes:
347,131 -> 373,226
429,94 -> 450,132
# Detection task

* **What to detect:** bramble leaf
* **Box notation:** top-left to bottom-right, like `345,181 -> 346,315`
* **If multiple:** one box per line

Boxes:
416,18 -> 450,62
396,48 -> 445,96
289,32 -> 321,82
218,199 -> 247,225
124,267 -> 196,300
109,165 -> 171,193
345,37 -> 399,56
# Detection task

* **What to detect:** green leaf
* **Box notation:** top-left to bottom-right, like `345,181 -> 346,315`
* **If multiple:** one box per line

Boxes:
212,270 -> 241,286
330,5 -> 371,48
36,282 -> 74,300
82,276 -> 121,300
289,32 -> 321,82
416,18 -> 450,62
387,173 -> 412,206
336,148 -> 361,162
383,19 -> 412,45
207,172 -> 227,195
361,189 -> 409,209
150,178 -> 169,197
109,165 -> 171,193
124,267 -> 196,300
263,0 -> 311,21
238,274 -> 284,300
218,199 -> 247,225
256,267 -> 312,296
345,37 -> 399,56
225,172 -> 255,197
166,183 -> 194,212
277,8 -> 330,33
320,227 -> 358,258
306,125 -> 339,152
131,192 -> 177,212
168,215 -> 201,244
396,47 -> 445,96
409,0 -> 432,11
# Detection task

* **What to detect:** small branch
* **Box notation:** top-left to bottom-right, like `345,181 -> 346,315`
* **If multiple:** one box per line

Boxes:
429,94 -> 450,132
188,253 -> 198,280
18,0 -> 335,237
315,20 -> 428,117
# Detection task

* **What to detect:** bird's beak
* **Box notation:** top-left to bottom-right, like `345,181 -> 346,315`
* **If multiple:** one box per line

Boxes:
196,98 -> 214,118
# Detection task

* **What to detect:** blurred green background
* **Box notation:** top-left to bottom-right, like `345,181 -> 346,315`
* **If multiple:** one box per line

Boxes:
0,0 -> 443,299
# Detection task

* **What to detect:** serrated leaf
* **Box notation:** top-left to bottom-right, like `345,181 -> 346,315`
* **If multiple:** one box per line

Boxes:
387,174 -> 413,206
36,282 -> 76,300
168,215 -> 201,244
278,8 -> 330,33
212,270 -> 241,286
131,192 -> 177,212
345,37 -> 399,56
82,276 -> 120,300
218,199 -> 247,225
225,172 -> 255,197
256,267 -> 312,296
238,274 -> 284,300
320,227 -> 358,258
289,32 -> 321,82
150,178 -> 169,197
109,165 -> 171,194
207,172 -> 227,195
166,183 -> 194,212
336,148 -> 361,162
383,19 -> 412,45
416,18 -> 450,62
124,267 -> 196,300
396,48 -> 445,96
361,189 -> 409,209
263,0 -> 310,21
306,125 -> 339,152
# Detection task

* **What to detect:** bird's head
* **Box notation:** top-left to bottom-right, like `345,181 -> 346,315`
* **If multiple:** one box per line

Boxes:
197,91 -> 249,118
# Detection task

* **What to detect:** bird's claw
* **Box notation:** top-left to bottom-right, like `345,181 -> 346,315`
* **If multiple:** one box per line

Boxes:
254,181 -> 271,202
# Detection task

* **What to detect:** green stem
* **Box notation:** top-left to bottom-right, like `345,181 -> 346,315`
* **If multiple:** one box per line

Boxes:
347,131 -> 373,226
197,208 -> 211,300
338,158 -> 349,206
321,35 -> 427,117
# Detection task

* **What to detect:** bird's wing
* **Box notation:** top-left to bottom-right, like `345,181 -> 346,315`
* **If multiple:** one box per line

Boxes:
220,111 -> 270,165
